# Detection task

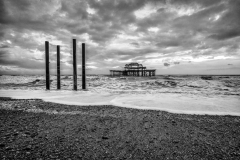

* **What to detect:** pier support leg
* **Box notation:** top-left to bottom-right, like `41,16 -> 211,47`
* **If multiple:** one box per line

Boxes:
57,45 -> 60,90
73,39 -> 77,91
82,43 -> 86,90
45,41 -> 50,90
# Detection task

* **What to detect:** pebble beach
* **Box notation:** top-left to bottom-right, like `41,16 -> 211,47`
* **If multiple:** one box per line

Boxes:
1,97 -> 240,159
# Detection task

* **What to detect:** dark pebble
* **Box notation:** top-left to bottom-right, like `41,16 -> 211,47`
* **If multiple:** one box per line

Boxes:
173,140 -> 179,144
0,143 -> 5,148
23,145 -> 32,151
5,146 -> 12,150
13,132 -> 19,136
102,136 -> 108,140
25,131 -> 31,135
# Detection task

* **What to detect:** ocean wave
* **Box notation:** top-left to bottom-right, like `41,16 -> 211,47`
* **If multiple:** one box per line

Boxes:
0,75 -> 239,96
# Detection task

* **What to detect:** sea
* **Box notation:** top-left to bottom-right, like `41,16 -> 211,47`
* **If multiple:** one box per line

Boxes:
0,75 -> 240,116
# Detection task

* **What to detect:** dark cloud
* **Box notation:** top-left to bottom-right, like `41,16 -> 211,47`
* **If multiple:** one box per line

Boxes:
156,40 -> 180,47
0,49 -> 44,69
130,42 -> 140,47
0,31 -> 4,40
136,8 -> 174,32
0,0 -> 61,35
0,50 -> 8,59
0,44 -> 10,48
172,1 -> 226,33
207,0 -> 240,40
171,0 -> 222,7
0,0 -> 239,75
0,0 -> 8,24
208,30 -> 240,40
60,1 -> 88,20
89,0 -> 153,22
164,63 -> 170,66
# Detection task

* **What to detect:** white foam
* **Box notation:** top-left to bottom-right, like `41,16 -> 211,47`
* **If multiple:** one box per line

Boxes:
1,75 -> 240,97
0,89 -> 240,116
111,94 -> 240,116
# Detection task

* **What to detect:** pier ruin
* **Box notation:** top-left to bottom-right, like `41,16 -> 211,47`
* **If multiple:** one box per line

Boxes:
45,39 -> 86,90
110,63 -> 156,77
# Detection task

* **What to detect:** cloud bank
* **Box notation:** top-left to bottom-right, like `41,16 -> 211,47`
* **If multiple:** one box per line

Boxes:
0,0 -> 240,75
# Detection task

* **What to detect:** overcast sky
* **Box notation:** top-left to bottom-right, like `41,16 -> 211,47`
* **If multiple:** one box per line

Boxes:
0,0 -> 240,75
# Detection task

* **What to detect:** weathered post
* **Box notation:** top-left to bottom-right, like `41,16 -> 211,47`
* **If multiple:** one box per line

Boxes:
73,39 -> 77,90
57,45 -> 60,90
82,43 -> 86,89
45,41 -> 50,90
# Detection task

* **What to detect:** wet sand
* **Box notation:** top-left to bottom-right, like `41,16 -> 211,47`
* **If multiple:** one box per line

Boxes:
0,97 -> 240,159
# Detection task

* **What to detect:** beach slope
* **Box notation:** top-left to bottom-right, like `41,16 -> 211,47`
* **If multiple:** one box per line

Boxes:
0,98 -> 240,159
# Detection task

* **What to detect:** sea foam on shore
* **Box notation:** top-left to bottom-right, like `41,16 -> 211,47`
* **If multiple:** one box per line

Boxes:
0,75 -> 239,116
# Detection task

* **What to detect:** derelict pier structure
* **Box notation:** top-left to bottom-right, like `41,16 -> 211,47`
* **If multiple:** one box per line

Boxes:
110,63 -> 156,77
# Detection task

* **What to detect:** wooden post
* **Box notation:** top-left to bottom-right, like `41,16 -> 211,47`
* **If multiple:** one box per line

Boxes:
45,41 -> 50,90
57,45 -> 60,90
82,43 -> 86,89
73,39 -> 77,90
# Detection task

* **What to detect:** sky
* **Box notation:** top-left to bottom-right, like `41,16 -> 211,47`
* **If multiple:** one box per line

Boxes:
0,0 -> 240,75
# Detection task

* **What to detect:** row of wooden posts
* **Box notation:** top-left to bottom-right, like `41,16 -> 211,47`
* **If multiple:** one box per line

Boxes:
45,39 -> 86,91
